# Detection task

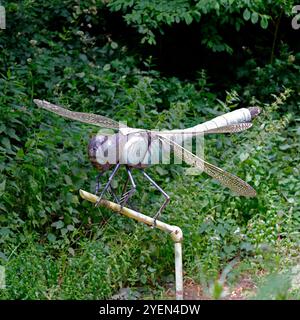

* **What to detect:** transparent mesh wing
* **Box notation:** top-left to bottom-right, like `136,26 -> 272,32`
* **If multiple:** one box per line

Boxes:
157,123 -> 252,136
158,135 -> 256,197
34,99 -> 124,129
202,122 -> 252,134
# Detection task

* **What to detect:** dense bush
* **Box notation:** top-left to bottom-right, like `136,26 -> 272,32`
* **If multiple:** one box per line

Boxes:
0,0 -> 299,299
108,0 -> 294,50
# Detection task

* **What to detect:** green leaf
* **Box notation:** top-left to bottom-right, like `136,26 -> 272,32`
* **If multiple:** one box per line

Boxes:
51,220 -> 64,229
7,128 -> 20,141
240,242 -> 253,252
243,8 -> 251,21
155,167 -> 168,176
260,16 -> 268,29
47,233 -> 56,242
251,12 -> 259,24
103,64 -> 111,71
140,274 -> 147,284
279,144 -> 291,150
0,180 -> 6,194
79,54 -> 88,62
0,251 -> 8,261
111,41 -> 118,49
68,247 -> 75,256
0,124 -> 6,134
76,72 -> 85,78
1,137 -> 11,151
61,228 -> 68,236
16,148 -> 25,159
0,228 -> 10,236
184,13 -> 193,25
64,175 -> 72,185
239,152 -> 250,162
67,224 -> 75,231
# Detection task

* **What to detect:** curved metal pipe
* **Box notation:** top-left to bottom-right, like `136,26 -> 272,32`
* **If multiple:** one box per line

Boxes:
79,189 -> 184,300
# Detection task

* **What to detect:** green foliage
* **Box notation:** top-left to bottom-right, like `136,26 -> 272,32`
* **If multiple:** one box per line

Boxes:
253,267 -> 300,300
236,46 -> 300,110
0,0 -> 299,299
108,0 -> 294,52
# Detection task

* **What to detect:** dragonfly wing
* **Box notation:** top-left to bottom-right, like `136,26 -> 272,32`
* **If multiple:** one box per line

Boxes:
157,123 -> 253,136
157,106 -> 260,136
33,99 -> 125,129
158,135 -> 257,197
201,122 -> 253,134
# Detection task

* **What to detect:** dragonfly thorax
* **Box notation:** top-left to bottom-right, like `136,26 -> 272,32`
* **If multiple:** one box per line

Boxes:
88,132 -> 156,170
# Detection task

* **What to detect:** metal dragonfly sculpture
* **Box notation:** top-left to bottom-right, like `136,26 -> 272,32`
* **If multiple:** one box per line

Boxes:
34,99 -> 260,225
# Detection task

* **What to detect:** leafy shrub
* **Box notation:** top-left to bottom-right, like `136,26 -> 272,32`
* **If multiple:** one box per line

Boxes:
0,0 -> 299,299
107,0 -> 294,51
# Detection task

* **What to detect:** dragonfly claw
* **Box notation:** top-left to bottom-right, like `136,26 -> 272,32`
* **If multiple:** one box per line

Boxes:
151,218 -> 157,229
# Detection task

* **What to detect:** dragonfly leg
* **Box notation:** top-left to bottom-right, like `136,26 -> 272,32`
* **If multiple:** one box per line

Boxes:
108,185 -> 120,204
120,167 -> 136,207
120,173 -> 130,200
95,163 -> 121,207
95,172 -> 104,194
95,170 -> 120,203
142,170 -> 170,227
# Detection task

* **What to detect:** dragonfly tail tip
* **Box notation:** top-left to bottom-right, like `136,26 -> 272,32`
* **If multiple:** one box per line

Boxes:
248,107 -> 261,119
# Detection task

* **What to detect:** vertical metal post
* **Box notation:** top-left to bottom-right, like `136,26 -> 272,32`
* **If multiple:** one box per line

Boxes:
174,242 -> 183,300
170,227 -> 183,300
79,189 -> 184,300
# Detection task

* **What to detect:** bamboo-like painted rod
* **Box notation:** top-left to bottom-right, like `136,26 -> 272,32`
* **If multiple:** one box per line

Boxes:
79,189 -> 184,300
79,189 -> 183,243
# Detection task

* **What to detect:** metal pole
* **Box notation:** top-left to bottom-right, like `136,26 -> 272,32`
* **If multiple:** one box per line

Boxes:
79,189 -> 184,300
174,242 -> 183,300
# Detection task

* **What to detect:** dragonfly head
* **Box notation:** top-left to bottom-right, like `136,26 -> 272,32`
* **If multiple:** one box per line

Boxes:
88,134 -> 118,171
